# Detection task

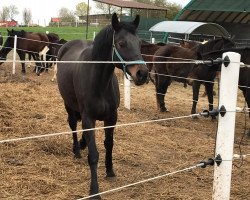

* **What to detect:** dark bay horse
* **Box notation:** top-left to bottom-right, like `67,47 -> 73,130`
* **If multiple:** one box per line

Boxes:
197,47 -> 250,116
187,37 -> 236,117
0,29 -> 49,73
153,43 -> 199,112
57,13 -> 148,198
153,37 -> 235,114
140,40 -> 165,83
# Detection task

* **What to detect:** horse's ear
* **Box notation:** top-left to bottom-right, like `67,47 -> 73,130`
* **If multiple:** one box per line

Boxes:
133,15 -> 140,28
112,13 -> 120,31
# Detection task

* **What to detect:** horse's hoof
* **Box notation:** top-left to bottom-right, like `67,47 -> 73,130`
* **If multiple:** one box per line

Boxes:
74,153 -> 82,159
90,195 -> 101,200
160,107 -> 169,112
106,170 -> 116,178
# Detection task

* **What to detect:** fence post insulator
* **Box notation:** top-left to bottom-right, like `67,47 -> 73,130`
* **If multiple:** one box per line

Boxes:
200,158 -> 215,168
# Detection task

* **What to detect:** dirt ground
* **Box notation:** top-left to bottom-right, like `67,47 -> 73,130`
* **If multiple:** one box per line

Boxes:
0,62 -> 249,200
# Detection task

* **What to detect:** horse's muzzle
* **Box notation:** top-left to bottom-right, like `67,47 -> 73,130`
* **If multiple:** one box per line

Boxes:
127,64 -> 149,86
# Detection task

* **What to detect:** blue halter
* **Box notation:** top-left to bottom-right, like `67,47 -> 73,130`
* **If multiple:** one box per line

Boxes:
112,31 -> 146,79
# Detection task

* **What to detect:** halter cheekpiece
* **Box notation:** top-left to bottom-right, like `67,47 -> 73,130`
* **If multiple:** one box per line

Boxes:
111,31 -> 146,79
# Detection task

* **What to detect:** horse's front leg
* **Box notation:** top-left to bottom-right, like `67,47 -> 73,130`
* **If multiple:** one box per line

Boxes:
17,51 -> 26,74
104,111 -> 117,178
191,81 -> 201,117
155,75 -> 170,112
82,117 -> 100,198
205,82 -> 215,119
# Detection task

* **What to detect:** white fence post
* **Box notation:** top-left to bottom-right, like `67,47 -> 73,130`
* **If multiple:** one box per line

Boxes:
212,52 -> 241,200
124,74 -> 131,110
12,35 -> 17,74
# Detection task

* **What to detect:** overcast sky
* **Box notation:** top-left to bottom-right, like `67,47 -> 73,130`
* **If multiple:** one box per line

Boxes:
0,0 -> 190,26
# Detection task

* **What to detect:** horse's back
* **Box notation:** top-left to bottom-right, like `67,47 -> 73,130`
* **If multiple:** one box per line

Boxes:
58,40 -> 92,61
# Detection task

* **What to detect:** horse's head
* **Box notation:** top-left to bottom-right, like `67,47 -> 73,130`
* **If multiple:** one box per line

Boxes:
111,13 -> 148,86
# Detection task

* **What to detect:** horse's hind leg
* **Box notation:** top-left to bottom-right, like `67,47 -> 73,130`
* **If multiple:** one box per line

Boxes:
205,82 -> 215,119
17,51 -> 26,74
104,111 -> 117,177
65,104 -> 81,158
155,75 -> 170,112
191,81 -> 201,118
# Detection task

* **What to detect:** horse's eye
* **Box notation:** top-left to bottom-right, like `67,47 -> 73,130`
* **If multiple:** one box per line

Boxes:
118,41 -> 126,48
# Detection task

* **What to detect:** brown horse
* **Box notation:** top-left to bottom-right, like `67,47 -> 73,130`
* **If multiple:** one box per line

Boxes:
0,29 -> 49,73
140,40 -> 165,83
153,43 -> 199,112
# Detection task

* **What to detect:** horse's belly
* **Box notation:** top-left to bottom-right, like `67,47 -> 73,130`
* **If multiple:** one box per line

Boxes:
57,64 -> 80,111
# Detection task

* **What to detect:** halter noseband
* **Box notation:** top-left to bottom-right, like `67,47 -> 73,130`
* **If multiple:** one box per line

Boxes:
112,31 -> 146,79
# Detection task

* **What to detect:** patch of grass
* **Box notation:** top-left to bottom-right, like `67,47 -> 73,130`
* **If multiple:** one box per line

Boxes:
0,26 -> 102,41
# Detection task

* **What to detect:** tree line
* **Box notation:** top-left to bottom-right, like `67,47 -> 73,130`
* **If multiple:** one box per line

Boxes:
0,5 -> 32,25
0,1 -> 182,26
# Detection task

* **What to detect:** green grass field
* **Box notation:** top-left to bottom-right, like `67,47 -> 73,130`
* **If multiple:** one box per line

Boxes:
0,26 -> 101,41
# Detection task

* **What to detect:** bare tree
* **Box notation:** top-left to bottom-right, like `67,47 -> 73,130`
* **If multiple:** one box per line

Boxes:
9,5 -> 19,20
59,7 -> 76,22
95,3 -> 120,14
23,8 -> 32,26
0,6 -> 10,21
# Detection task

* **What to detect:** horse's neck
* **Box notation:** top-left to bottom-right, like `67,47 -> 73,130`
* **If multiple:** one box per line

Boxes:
90,63 -> 116,94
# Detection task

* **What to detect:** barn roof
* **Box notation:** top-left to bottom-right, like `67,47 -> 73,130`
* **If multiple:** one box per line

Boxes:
149,21 -> 230,37
94,0 -> 168,11
174,0 -> 250,24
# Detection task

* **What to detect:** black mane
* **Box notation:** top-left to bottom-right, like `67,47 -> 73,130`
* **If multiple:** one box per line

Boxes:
197,37 -> 235,58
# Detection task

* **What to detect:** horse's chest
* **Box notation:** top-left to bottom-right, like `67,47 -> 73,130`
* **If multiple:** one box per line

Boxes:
86,95 -> 118,120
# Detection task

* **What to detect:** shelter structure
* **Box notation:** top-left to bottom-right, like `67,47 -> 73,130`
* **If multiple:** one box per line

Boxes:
174,0 -> 250,45
94,0 -> 167,17
149,21 -> 230,44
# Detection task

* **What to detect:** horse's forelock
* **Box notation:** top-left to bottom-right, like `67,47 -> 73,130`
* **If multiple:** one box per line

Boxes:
118,21 -> 137,34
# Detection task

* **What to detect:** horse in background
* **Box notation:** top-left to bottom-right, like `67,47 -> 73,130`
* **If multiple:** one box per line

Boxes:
140,40 -> 165,83
153,42 -> 200,112
57,13 -> 148,198
187,37 -> 236,117
180,39 -> 217,97
198,47 -> 250,117
0,29 -> 49,74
